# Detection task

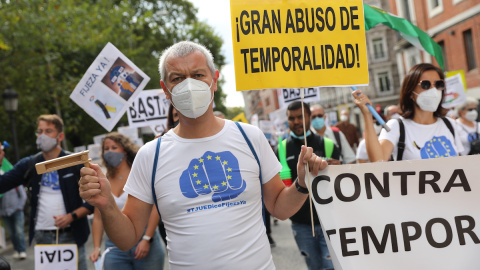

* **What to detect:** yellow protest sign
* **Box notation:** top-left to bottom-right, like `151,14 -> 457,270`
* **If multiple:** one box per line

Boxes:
232,112 -> 249,123
230,0 -> 369,91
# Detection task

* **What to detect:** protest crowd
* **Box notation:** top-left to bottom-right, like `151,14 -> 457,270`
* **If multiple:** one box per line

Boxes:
1,1 -> 480,270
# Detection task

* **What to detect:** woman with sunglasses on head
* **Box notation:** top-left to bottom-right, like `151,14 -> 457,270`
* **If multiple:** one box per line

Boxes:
455,97 -> 480,155
352,63 -> 463,162
89,132 -> 165,270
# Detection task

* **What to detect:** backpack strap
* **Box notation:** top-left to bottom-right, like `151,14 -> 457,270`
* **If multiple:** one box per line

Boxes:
324,137 -> 335,159
475,122 -> 479,140
234,121 -> 265,225
396,118 -> 406,161
440,117 -> 455,138
24,152 -> 43,182
152,138 -> 162,217
332,130 -> 342,153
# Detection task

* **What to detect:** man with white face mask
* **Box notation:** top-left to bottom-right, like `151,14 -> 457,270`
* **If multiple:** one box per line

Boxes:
79,41 -> 328,269
0,114 -> 93,270
455,97 -> 480,155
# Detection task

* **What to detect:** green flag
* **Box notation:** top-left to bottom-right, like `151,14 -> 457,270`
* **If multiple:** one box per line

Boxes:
0,158 -> 13,174
363,4 -> 444,71
0,158 -> 14,198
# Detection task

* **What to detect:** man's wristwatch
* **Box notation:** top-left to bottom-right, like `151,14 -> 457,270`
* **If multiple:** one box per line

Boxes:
142,235 -> 153,243
295,178 -> 309,194
70,212 -> 78,221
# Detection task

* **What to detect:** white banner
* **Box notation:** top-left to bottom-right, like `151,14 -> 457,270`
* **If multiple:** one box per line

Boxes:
150,124 -> 168,137
70,42 -> 150,131
442,73 -> 467,109
259,120 -> 274,140
35,244 -> 78,270
268,106 -> 288,136
127,89 -> 169,128
276,87 -> 321,108
311,156 -> 480,270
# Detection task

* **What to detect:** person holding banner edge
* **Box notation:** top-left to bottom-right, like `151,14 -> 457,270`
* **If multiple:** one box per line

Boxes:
352,63 -> 463,162
0,114 -> 93,270
79,40 -> 328,269
281,101 -> 340,270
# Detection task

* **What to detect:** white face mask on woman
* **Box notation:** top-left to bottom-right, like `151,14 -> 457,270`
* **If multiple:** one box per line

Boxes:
167,78 -> 214,119
465,109 -> 478,122
412,87 -> 442,112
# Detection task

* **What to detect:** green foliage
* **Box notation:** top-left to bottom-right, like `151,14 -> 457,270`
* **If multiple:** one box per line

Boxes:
0,0 -> 226,158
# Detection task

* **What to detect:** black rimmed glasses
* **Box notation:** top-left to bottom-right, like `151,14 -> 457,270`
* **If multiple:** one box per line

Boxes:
418,80 -> 445,90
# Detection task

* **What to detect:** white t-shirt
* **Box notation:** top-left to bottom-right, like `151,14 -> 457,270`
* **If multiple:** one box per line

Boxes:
36,171 -> 67,230
324,128 -> 357,163
379,117 -> 463,160
356,139 -> 369,162
455,119 -> 480,156
124,120 -> 281,270
113,192 -> 128,211
312,128 -> 356,163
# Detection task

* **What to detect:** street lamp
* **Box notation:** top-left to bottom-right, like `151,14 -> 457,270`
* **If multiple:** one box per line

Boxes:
2,88 -> 20,162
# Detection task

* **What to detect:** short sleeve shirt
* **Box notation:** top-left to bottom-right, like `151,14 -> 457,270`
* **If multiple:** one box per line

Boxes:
379,117 -> 463,160
124,120 -> 281,269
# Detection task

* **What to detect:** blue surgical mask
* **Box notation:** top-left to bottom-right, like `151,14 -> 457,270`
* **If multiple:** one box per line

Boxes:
290,130 -> 311,140
103,151 -> 125,168
311,117 -> 325,130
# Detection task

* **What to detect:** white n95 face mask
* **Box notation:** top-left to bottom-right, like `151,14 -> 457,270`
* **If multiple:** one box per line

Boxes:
413,87 -> 442,112
465,110 -> 478,122
167,78 -> 214,119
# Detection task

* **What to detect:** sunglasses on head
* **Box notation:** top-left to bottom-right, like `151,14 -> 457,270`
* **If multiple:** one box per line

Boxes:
418,80 -> 445,90
312,114 -> 324,119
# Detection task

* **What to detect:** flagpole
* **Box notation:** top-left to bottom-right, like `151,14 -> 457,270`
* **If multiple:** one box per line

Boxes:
300,88 -> 315,237
351,86 -> 390,132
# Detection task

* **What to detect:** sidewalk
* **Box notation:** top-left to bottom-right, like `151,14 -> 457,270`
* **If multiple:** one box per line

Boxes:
0,219 -> 306,270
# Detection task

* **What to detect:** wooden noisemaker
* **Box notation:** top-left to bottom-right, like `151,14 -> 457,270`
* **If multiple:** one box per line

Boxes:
35,150 -> 92,174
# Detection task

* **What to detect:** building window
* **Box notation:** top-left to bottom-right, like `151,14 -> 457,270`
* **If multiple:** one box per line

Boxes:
463,29 -> 477,71
377,72 -> 391,93
404,46 -> 421,71
372,38 -> 385,60
396,0 -> 415,23
410,55 -> 418,66
437,40 -> 448,71
265,97 -> 270,107
427,0 -> 443,18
